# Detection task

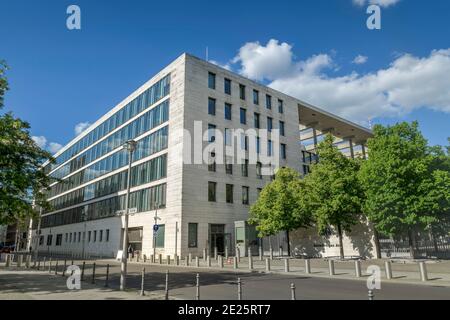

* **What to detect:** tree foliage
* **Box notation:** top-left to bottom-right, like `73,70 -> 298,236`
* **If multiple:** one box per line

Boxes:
301,134 -> 363,259
0,61 -> 53,225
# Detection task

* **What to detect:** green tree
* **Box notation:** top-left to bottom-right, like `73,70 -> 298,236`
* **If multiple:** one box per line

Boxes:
0,61 -> 54,225
359,122 -> 448,258
248,167 -> 311,255
301,134 -> 363,260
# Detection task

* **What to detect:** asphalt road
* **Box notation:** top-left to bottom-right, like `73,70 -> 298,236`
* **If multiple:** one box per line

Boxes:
77,262 -> 450,300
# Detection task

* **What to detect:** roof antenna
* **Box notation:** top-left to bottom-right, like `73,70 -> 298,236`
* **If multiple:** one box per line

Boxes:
206,46 -> 209,62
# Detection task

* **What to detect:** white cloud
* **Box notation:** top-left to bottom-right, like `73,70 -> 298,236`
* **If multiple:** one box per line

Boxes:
228,40 -> 450,124
353,0 -> 401,8
209,60 -> 232,71
74,122 -> 91,136
352,55 -> 368,65
32,136 -> 62,154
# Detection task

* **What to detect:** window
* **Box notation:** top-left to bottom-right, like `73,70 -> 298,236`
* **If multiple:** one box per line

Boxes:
208,182 -> 217,202
240,108 -> 247,125
106,229 -> 110,242
226,184 -> 234,203
208,124 -> 216,142
256,162 -> 262,179
268,140 -> 273,156
267,117 -> 273,132
69,233 -> 72,243
278,99 -> 284,114
208,98 -> 216,115
208,72 -> 216,89
240,134 -> 248,151
78,232 -> 81,242
94,230 -> 97,242
225,128 -> 232,146
253,90 -> 259,105
188,223 -> 198,248
56,234 -> 63,246
39,236 -> 44,246
224,78 -> 231,95
46,234 -> 53,246
208,152 -> 216,172
155,224 -> 165,248
279,121 -> 285,136
281,143 -> 287,159
254,113 -> 260,129
88,231 -> 92,242
242,159 -> 249,177
100,230 -> 103,242
266,94 -> 272,109
65,233 -> 68,243
225,158 -> 233,175
256,137 -> 261,154
242,187 -> 249,205
239,84 -> 246,100
225,103 -> 232,120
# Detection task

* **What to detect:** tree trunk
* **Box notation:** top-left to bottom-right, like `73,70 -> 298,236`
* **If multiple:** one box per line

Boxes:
373,229 -> 382,259
337,224 -> 345,260
286,230 -> 291,257
408,229 -> 417,259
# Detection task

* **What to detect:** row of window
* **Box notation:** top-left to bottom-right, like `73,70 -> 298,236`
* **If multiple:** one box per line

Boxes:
47,154 -> 168,213
50,100 -> 169,180
208,182 -> 261,205
208,157 -> 278,180
41,184 -> 167,229
47,126 -> 168,199
46,75 -> 171,173
50,229 -> 111,247
208,72 -> 284,113
208,98 -> 285,135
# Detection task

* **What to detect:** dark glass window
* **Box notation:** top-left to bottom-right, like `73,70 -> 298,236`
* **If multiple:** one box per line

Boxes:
242,187 -> 249,205
188,223 -> 198,248
208,98 -> 216,115
225,158 -> 233,175
278,99 -> 284,113
208,152 -> 216,172
256,137 -> 261,154
225,128 -> 232,146
224,78 -> 231,95
279,121 -> 285,136
208,124 -> 216,142
226,184 -> 234,203
239,84 -> 246,100
241,159 -> 249,177
254,113 -> 260,129
56,234 -> 63,246
267,117 -> 273,132
281,143 -> 287,159
208,72 -> 216,89
266,94 -> 272,109
268,140 -> 273,156
46,234 -> 53,246
106,230 -> 110,242
225,103 -> 232,120
208,182 -> 217,202
240,108 -> 247,124
256,162 -> 262,179
253,90 -> 259,105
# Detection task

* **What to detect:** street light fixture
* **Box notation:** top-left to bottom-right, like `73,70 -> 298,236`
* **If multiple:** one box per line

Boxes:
120,139 -> 137,291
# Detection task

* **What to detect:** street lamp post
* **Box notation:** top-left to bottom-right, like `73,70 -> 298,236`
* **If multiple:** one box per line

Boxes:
34,207 -> 42,263
153,202 -> 160,261
120,139 -> 137,291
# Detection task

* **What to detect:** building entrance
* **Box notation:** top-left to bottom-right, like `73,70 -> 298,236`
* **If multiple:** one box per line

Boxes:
209,224 -> 225,255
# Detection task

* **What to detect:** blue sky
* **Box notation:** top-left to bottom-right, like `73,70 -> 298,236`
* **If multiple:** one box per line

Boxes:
1,0 -> 449,152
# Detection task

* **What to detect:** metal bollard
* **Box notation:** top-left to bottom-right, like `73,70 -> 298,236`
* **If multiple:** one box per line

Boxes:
140,268 -> 145,296
143,255 -> 147,263
26,255 -> 31,268
167,255 -> 171,265
284,259 -> 290,273
278,247 -> 282,257
48,258 -> 52,273
159,254 -> 163,265
195,274 -> 200,300
203,249 -> 207,262
195,256 -> 200,268
225,247 -> 229,259
385,261 -> 393,280
218,255 -> 223,268
305,259 -> 311,274
105,264 -> 110,287
207,255 -> 211,267
291,283 -> 296,300
175,255 -> 180,266
17,255 -> 23,268
91,262 -> 96,284
269,248 -> 273,260
165,270 -> 169,300
186,256 -> 190,267
37,258 -> 41,270
368,290 -> 374,301
233,256 -> 238,269
237,278 -> 242,300
236,247 -> 241,263
5,254 -> 11,268
150,254 -> 154,263
265,258 -> 271,272
248,249 -> 253,270
214,247 -> 218,260
188,253 -> 192,264
419,262 -> 428,282
81,261 -> 85,281
55,260 -> 58,275
328,259 -> 335,276
355,260 -> 362,278
259,246 -> 263,261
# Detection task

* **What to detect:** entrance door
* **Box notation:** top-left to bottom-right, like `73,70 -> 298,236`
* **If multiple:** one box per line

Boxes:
209,224 -> 225,255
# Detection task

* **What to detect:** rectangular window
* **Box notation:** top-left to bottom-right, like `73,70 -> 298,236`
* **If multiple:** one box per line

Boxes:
224,78 -> 231,95
208,124 -> 216,142
65,233 -> 68,243
208,152 -> 216,172
225,128 -> 232,146
267,117 -> 273,132
46,235 -> 53,246
225,158 -> 233,175
88,231 -> 92,242
208,182 -> 217,202
155,224 -> 165,248
188,223 -> 198,248
39,236 -> 44,246
240,108 -> 247,125
242,159 -> 249,177
100,230 -> 103,242
226,184 -> 234,203
225,103 -> 232,120
253,90 -> 259,105
279,121 -> 285,136
208,72 -> 216,89
281,143 -> 287,159
268,140 -> 273,156
239,84 -> 246,100
208,98 -> 216,116
106,229 -> 110,242
256,137 -> 261,154
56,234 -> 63,246
78,232 -> 81,243
94,230 -> 97,242
242,186 -> 249,205
254,113 -> 260,129
266,94 -> 272,109
69,233 -> 72,243
278,99 -> 284,113
256,162 -> 262,179
240,134 -> 249,151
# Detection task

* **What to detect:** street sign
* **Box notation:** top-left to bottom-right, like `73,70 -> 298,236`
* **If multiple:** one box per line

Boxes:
129,208 -> 138,214
153,224 -> 159,232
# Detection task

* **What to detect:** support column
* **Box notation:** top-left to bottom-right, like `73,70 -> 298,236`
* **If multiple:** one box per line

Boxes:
349,139 -> 355,159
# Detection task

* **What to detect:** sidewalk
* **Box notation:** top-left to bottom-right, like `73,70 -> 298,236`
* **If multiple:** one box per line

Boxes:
0,268 -> 167,300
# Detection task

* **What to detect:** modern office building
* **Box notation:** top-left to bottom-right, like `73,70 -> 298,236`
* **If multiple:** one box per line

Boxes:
31,53 -> 374,259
